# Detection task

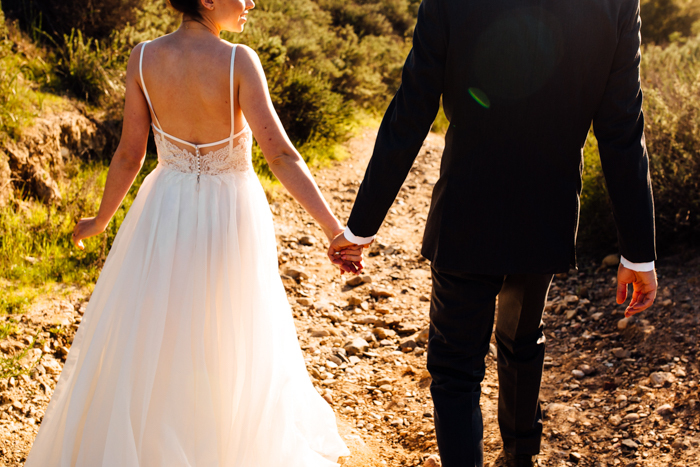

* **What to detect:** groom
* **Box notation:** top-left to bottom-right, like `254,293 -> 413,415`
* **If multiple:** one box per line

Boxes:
329,0 -> 658,466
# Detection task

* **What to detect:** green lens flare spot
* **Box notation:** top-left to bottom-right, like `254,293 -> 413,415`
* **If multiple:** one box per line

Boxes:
468,87 -> 491,109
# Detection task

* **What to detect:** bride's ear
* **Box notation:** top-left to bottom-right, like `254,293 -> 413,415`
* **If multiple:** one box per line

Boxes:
200,0 -> 215,11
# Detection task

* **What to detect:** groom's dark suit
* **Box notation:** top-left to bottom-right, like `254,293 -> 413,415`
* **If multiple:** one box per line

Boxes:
346,0 -> 656,465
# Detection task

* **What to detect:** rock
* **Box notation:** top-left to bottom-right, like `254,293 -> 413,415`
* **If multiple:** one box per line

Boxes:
489,343 -> 497,358
378,314 -> 402,328
420,295 -> 431,302
399,338 -> 417,353
355,315 -> 379,325
416,328 -> 430,345
42,357 -> 63,375
616,394 -> 628,404
372,327 -> 396,340
284,267 -> 309,281
617,318 -> 630,330
566,308 -> 578,320
591,312 -> 604,321
310,328 -> 330,338
656,403 -> 674,416
569,452 -> 582,463
602,254 -> 620,268
623,413 -> 639,422
344,338 -> 369,356
579,364 -> 595,376
299,235 -> 316,246
347,296 -> 363,307
424,455 -> 441,467
19,348 -> 42,368
649,372 -> 675,387
346,276 -> 364,287
612,348 -> 631,359
297,298 -> 313,306
564,295 -> 580,305
609,414 -> 623,426
621,439 -> 638,450
370,288 -> 395,298
572,369 -> 586,379
374,306 -> 392,315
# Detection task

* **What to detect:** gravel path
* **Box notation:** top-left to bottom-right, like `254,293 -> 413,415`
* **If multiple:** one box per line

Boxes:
1,129 -> 699,466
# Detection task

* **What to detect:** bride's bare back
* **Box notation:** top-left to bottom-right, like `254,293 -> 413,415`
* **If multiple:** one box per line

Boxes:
139,34 -> 248,145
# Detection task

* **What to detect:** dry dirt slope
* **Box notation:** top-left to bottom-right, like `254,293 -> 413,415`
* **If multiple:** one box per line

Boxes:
1,128 -> 699,467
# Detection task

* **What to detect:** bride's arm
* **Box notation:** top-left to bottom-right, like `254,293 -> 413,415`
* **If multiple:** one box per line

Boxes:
71,44 -> 151,249
235,45 -> 346,245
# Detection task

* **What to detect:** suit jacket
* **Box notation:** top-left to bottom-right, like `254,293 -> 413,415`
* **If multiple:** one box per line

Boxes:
346,0 -> 656,274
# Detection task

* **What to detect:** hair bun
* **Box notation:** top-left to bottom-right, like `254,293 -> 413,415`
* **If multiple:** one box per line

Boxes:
168,0 -> 202,19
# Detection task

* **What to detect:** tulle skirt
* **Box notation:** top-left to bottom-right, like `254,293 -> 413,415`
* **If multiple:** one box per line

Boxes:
25,165 -> 349,466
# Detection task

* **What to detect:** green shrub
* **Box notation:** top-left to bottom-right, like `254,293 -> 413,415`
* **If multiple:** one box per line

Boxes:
2,0 -> 144,41
0,154 -> 158,285
578,34 -> 700,255
641,0 -> 700,44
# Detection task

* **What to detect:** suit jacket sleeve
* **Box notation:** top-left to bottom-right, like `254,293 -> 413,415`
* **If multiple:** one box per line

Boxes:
592,0 -> 656,263
346,0 -> 447,238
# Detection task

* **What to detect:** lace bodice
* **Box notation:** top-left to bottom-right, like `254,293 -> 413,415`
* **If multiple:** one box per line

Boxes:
155,127 -> 254,175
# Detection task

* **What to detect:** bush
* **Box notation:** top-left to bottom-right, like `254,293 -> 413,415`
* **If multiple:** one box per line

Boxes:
578,34 -> 700,255
2,0 -> 144,41
641,0 -> 700,44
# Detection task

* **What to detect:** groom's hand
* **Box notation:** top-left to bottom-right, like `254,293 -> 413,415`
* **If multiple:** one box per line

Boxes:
328,233 -> 370,275
616,264 -> 658,317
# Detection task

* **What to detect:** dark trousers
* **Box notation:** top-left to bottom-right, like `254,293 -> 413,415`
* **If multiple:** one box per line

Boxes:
427,267 -> 553,467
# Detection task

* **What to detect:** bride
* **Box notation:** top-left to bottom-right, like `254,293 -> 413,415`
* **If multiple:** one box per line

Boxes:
25,0 -> 361,465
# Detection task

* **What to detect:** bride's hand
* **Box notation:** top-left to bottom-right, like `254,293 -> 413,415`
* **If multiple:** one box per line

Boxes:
72,217 -> 108,250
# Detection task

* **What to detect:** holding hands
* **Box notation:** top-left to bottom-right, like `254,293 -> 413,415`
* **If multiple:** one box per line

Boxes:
327,231 -> 370,275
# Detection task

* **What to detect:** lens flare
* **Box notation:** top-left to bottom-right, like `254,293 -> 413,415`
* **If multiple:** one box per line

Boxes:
468,87 -> 490,109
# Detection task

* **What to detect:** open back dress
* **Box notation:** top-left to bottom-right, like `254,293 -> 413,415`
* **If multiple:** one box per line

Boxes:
24,42 -> 350,467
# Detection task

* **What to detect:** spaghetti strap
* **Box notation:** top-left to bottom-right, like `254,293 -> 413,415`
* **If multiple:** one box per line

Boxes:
229,46 -> 237,141
139,41 -> 163,131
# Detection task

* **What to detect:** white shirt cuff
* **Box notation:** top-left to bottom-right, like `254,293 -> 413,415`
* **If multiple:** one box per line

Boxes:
343,226 -> 375,245
620,256 -> 655,272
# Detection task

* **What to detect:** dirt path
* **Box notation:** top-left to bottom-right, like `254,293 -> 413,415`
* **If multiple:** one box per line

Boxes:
1,128 -> 699,466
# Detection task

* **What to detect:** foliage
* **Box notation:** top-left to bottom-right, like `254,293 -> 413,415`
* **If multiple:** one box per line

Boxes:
641,0 -> 700,44
0,19 -> 54,141
0,154 -> 158,286
578,34 -> 700,254
2,0 -> 143,41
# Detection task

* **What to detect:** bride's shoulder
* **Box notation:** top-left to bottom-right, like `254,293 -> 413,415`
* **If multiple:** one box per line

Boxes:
232,44 -> 265,76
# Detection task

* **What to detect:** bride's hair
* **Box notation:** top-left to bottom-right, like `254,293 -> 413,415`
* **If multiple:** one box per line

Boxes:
168,0 -> 202,19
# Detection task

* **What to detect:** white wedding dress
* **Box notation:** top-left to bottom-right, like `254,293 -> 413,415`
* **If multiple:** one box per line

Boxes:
25,43 -> 349,467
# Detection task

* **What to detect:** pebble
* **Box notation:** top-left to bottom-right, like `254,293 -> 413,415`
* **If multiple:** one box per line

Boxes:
284,267 -> 309,281
299,235 -> 316,246
612,348 -> 631,359
370,288 -> 395,298
564,295 -> 580,305
579,364 -> 594,375
399,338 -> 417,353
602,254 -> 620,268
621,439 -> 638,450
346,276 -> 364,287
623,413 -> 639,422
656,403 -> 674,416
572,369 -> 586,379
42,357 -> 62,375
344,338 -> 369,356
617,318 -> 630,330
649,371 -> 674,387
297,298 -> 313,306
